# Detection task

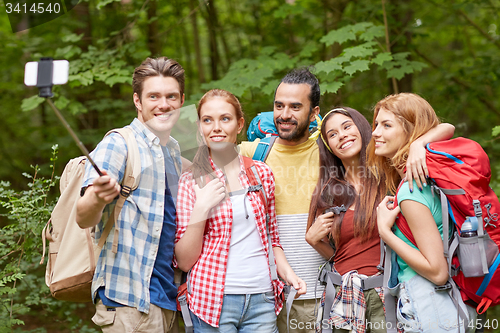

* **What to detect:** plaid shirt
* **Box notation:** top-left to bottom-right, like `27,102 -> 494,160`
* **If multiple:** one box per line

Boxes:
175,155 -> 284,327
321,270 -> 384,333
82,118 -> 181,313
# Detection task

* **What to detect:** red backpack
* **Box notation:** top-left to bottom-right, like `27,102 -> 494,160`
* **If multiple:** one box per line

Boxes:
395,137 -> 500,314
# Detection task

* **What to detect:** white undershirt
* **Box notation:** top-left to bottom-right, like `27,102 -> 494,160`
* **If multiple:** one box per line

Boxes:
224,192 -> 273,294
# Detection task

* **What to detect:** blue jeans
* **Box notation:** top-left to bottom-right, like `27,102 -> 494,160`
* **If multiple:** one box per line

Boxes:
190,292 -> 278,333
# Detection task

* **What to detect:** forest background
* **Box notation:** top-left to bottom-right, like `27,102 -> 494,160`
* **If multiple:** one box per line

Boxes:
0,0 -> 500,331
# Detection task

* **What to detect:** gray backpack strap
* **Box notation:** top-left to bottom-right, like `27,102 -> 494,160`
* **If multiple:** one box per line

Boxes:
261,135 -> 277,162
321,271 -> 341,333
248,162 -> 298,332
178,296 -> 193,333
284,285 -> 298,333
248,164 -> 278,280
473,199 -> 490,275
383,244 -> 398,333
179,271 -> 194,333
438,187 -> 451,265
378,238 -> 385,271
252,135 -> 277,162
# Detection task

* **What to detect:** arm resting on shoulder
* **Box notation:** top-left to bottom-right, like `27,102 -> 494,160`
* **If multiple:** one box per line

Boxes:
417,122 -> 455,145
407,123 -> 455,191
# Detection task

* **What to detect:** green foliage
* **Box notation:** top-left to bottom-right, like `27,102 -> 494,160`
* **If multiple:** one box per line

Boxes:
201,46 -> 298,96
0,146 -> 99,332
492,126 -> 500,138
2,0 -> 500,329
0,146 -> 58,330
320,22 -> 382,45
380,52 -> 427,81
210,21 -> 427,98
20,96 -> 44,113
96,0 -> 121,11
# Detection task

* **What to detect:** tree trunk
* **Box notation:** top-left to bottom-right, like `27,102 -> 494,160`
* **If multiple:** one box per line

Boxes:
209,0 -> 231,71
202,0 -> 220,80
147,0 -> 160,57
320,0 -> 351,108
388,0 -> 413,93
73,2 -> 99,132
227,0 -> 244,58
189,0 -> 206,83
176,0 -> 193,93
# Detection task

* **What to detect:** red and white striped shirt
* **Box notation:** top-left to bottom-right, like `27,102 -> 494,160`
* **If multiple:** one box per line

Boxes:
175,155 -> 284,327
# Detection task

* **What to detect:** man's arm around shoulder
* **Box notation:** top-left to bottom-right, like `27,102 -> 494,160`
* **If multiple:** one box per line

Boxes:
238,140 -> 259,158
76,171 -> 121,229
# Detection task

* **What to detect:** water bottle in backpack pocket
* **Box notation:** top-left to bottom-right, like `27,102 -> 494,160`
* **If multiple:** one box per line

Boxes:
458,217 -> 499,278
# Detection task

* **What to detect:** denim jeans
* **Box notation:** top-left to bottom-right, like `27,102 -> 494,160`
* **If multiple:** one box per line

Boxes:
389,274 -> 477,333
190,292 -> 278,333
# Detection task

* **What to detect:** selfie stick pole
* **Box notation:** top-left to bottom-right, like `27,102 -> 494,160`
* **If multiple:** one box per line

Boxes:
36,58 -> 103,176
45,99 -> 104,177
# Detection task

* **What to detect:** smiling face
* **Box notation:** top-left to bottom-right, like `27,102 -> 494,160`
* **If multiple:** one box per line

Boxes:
273,83 -> 318,145
133,76 -> 184,137
199,97 -> 245,150
324,113 -> 363,164
372,108 -> 407,159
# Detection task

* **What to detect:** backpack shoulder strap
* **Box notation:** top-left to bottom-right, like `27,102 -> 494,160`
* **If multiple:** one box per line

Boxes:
242,156 -> 278,281
252,135 -> 277,162
242,156 -> 267,210
98,127 -> 142,253
394,179 -> 418,247
106,127 -> 141,191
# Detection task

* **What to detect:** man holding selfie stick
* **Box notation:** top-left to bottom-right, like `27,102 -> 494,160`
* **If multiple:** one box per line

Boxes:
76,57 -> 186,332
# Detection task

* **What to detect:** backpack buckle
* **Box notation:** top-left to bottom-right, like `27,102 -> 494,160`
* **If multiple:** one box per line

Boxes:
434,281 -> 452,291
178,294 -> 188,306
120,185 -> 132,197
473,200 -> 482,218
248,184 -> 263,192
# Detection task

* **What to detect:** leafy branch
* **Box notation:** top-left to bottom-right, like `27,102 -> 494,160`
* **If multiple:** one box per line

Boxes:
0,145 -> 59,329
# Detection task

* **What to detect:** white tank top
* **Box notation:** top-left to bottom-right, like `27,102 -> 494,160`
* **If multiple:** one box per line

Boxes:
224,191 -> 273,294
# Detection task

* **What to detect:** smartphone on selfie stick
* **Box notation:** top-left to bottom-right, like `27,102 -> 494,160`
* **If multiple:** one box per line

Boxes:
24,58 -> 103,176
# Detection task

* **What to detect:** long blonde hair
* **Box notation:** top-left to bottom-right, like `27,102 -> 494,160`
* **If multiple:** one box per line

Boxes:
367,93 -> 440,194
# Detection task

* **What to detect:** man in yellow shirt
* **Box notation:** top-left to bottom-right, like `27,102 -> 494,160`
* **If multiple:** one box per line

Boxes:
240,68 -> 323,333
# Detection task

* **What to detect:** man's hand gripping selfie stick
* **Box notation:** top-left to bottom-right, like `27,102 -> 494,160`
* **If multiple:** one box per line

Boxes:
33,58 -> 104,177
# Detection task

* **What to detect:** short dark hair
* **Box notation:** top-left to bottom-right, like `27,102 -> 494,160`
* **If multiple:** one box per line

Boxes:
132,57 -> 185,100
277,67 -> 320,109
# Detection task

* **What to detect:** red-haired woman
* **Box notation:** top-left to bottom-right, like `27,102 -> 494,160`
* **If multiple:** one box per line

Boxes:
372,93 -> 476,332
175,89 -> 306,332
